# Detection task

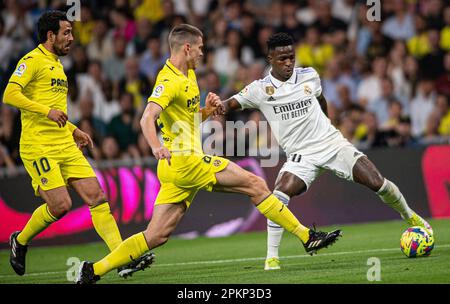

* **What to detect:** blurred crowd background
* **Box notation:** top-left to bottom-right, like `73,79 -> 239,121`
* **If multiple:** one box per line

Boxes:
1,0 -> 450,175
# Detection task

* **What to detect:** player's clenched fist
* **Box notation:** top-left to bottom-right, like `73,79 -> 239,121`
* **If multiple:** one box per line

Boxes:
47,109 -> 68,127
205,92 -> 225,117
205,92 -> 222,108
152,146 -> 171,165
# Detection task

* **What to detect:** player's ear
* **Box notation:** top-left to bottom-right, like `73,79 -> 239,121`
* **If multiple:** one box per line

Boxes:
184,42 -> 191,54
47,30 -> 55,43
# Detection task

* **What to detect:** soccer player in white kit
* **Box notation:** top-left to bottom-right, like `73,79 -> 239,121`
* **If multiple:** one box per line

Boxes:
216,33 -> 433,270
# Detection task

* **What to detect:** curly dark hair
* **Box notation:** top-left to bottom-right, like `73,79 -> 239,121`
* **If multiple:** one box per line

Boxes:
266,32 -> 294,51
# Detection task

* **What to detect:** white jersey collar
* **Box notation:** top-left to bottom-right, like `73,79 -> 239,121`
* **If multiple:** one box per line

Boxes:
269,69 -> 297,88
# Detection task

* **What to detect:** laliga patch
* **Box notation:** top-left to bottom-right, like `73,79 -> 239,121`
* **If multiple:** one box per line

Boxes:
14,63 -> 27,77
152,84 -> 164,98
238,87 -> 249,96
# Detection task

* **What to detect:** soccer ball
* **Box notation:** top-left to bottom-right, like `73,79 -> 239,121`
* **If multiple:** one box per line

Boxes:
400,226 -> 434,258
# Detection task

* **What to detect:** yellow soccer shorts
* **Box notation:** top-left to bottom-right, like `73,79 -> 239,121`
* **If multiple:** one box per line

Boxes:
20,142 -> 97,196
155,153 -> 229,207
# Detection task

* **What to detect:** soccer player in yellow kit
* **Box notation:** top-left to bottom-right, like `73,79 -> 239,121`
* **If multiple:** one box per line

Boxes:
3,11 -> 152,278
76,24 -> 341,284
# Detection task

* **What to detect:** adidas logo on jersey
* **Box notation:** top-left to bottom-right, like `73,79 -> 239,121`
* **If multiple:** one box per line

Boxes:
267,96 -> 276,102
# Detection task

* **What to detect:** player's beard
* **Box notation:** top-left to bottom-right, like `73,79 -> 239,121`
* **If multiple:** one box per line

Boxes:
54,41 -> 71,56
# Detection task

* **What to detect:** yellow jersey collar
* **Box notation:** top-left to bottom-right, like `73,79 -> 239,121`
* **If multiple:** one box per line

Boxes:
37,44 -> 59,61
165,59 -> 184,77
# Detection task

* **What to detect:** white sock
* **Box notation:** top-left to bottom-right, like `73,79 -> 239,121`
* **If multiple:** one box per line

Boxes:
377,179 -> 414,220
266,190 -> 290,259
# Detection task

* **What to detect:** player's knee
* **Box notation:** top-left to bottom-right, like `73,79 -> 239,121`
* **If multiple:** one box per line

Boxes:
275,184 -> 296,198
48,197 -> 72,218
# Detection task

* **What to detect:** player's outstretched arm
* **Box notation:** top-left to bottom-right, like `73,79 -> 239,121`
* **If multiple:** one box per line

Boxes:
3,83 -> 68,127
213,97 -> 242,117
317,93 -> 328,117
140,102 -> 171,164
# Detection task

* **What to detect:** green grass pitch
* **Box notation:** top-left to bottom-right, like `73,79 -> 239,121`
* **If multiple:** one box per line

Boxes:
1,219 -> 449,284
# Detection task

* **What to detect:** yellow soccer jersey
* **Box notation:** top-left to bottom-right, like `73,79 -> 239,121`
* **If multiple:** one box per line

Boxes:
8,44 -> 73,145
148,60 -> 202,154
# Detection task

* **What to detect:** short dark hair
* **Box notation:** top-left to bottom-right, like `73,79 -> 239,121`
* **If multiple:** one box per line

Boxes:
37,10 -> 69,43
168,24 -> 203,51
267,33 -> 294,52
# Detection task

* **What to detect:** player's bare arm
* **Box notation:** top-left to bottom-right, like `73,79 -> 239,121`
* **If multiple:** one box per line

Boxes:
140,102 -> 171,165
317,93 -> 328,117
3,83 -> 68,127
213,97 -> 242,116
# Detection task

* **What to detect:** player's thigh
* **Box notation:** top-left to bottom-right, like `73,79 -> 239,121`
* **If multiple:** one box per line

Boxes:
144,202 -> 186,249
69,177 -> 106,207
21,145 -> 67,197
167,154 -> 229,192
277,157 -> 320,194
274,171 -> 308,198
60,144 -> 97,193
155,181 -> 198,209
323,144 -> 384,191
213,160 -> 270,198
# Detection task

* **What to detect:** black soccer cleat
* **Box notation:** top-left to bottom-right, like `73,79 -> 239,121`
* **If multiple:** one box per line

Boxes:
118,252 -> 156,279
76,261 -> 100,284
303,228 -> 342,255
9,231 -> 28,276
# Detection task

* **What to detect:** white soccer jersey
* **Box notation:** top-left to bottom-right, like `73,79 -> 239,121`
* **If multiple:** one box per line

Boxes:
233,67 -> 345,159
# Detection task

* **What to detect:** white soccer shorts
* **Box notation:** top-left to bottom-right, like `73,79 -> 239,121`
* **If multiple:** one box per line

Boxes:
278,142 -> 366,190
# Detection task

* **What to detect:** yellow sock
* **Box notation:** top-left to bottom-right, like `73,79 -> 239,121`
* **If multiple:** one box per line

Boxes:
93,232 -> 149,276
256,194 -> 310,243
90,202 -> 123,251
17,203 -> 58,245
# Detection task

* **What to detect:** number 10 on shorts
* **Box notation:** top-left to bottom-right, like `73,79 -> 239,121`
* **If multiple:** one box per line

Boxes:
33,157 -> 51,176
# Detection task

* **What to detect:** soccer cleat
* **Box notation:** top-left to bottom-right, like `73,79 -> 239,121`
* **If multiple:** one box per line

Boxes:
9,231 -> 28,276
264,257 -> 280,270
303,228 -> 342,255
118,252 -> 156,278
406,212 -> 433,234
76,261 -> 100,284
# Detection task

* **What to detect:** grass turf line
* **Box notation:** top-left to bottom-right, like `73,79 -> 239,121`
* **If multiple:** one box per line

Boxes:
0,219 -> 449,284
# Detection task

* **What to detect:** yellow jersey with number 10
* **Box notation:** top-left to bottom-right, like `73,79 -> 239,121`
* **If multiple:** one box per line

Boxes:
8,44 -> 73,146
147,59 -> 202,155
